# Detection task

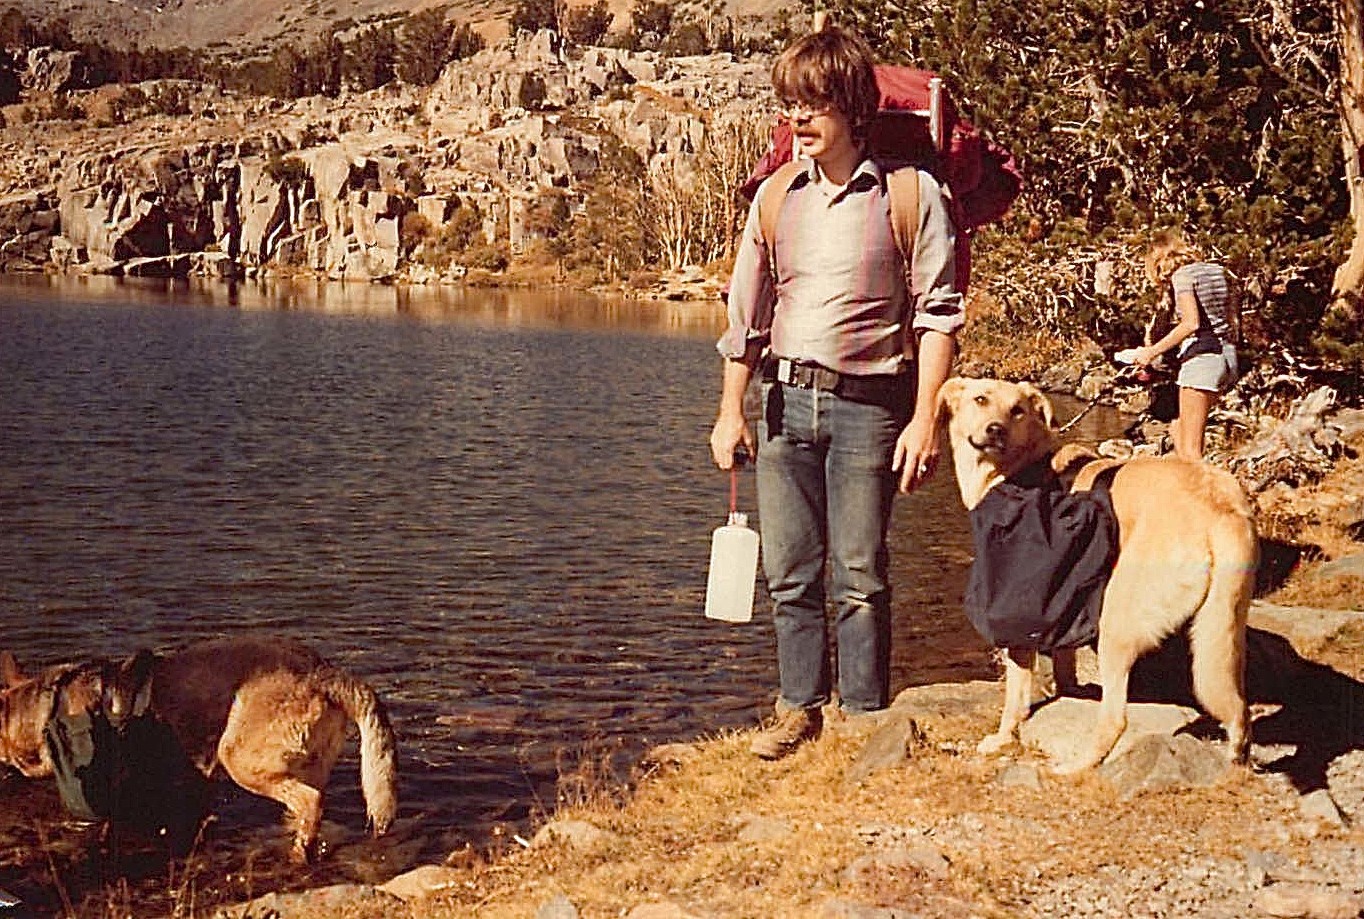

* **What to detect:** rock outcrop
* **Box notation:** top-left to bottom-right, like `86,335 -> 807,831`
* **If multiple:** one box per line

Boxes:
20,47 -> 88,95
0,31 -> 771,282
0,189 -> 59,271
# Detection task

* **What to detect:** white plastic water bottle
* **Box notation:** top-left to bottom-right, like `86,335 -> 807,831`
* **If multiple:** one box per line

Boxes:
1114,348 -> 1140,364
704,510 -> 760,623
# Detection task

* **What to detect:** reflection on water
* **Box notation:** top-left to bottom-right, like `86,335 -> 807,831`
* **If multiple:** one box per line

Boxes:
0,276 -> 1126,914
0,274 -> 728,334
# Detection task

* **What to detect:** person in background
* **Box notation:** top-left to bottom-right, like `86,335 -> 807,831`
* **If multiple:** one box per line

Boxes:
708,24 -> 963,760
1132,230 -> 1240,461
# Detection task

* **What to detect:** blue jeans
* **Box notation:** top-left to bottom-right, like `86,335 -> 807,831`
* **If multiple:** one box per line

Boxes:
757,382 -> 906,714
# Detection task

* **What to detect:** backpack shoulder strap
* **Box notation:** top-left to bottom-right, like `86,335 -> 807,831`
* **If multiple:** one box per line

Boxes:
886,166 -> 922,362
756,160 -> 809,252
758,161 -> 921,284
44,664 -> 117,822
885,166 -> 920,269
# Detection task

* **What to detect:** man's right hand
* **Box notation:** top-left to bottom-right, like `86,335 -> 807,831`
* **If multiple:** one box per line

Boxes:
710,412 -> 754,470
712,355 -> 757,469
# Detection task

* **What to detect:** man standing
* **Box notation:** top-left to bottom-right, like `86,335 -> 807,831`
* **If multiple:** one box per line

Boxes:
709,25 -> 964,760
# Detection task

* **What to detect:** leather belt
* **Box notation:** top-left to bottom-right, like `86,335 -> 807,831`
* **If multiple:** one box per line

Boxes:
765,357 -> 910,406
773,357 -> 841,390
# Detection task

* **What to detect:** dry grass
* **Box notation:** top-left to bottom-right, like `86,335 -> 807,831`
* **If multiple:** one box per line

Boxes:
370,717 -> 1315,919
1268,573 -> 1364,613
35,704 -> 1341,918
1300,619 -> 1364,682
958,305 -> 1077,382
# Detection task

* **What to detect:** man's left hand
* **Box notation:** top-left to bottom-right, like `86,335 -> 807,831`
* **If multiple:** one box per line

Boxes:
892,415 -> 940,493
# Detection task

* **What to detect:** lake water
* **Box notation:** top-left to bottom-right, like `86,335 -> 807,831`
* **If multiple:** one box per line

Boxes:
0,276 -> 1124,913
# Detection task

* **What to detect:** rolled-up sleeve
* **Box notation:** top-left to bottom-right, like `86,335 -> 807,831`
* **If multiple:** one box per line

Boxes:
910,171 -> 965,336
716,193 -> 775,364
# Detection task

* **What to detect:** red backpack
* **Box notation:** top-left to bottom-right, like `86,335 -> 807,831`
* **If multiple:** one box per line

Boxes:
739,66 -> 1022,291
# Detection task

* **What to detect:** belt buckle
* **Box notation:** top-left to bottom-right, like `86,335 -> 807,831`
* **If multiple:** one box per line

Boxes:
777,358 -> 838,390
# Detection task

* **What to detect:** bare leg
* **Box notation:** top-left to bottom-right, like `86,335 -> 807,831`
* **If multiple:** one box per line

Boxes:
979,649 -> 1035,754
1174,387 -> 1216,461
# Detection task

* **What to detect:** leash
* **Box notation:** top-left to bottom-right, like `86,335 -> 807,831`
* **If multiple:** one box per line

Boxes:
1057,365 -> 1164,435
726,446 -> 750,524
1058,392 -> 1106,434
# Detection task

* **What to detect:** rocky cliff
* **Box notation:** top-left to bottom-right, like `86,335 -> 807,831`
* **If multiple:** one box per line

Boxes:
0,30 -> 771,282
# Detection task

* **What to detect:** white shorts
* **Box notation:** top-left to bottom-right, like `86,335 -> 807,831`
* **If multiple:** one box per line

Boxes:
1177,344 -> 1239,394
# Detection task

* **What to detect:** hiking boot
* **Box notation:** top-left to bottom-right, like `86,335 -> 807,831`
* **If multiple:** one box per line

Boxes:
750,707 -> 822,760
821,703 -> 888,735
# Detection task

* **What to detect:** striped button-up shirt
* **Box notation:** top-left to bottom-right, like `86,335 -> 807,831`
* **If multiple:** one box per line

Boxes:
718,157 -> 965,376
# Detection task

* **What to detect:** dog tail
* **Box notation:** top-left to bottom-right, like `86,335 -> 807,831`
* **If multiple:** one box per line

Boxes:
1188,466 -> 1257,763
321,669 -> 398,836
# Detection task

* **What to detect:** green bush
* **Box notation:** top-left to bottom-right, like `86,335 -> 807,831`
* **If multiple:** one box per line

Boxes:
441,203 -> 485,252
400,212 -> 433,254
517,73 -> 548,109
626,269 -> 660,289
0,59 -> 19,105
449,22 -> 485,60
463,242 -> 509,272
564,1 -> 613,46
396,7 -> 454,86
631,1 -> 673,39
510,0 -> 557,35
264,154 -> 309,187
808,0 -> 1350,367
660,20 -> 708,56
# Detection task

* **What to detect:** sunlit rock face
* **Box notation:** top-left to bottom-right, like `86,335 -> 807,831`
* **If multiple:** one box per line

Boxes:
0,30 -> 772,281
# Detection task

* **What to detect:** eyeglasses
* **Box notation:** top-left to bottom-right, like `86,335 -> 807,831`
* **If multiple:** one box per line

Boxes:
778,101 -> 833,122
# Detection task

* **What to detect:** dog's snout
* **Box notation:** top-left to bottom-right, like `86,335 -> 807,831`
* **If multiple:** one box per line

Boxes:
986,421 -> 1006,438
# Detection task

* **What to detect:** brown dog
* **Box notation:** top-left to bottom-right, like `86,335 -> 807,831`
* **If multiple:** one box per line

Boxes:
937,377 -> 1256,771
0,637 -> 397,861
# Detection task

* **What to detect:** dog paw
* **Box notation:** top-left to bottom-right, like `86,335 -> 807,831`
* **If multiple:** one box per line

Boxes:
976,732 -> 1017,755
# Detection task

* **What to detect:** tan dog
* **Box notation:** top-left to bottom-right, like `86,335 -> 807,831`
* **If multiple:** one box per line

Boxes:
0,637 -> 397,861
937,377 -> 1255,771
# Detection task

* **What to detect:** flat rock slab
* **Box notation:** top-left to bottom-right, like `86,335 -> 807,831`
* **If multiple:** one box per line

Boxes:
888,680 -> 1001,721
1019,697 -> 1202,765
1250,603 -> 1364,649
380,864 -> 466,901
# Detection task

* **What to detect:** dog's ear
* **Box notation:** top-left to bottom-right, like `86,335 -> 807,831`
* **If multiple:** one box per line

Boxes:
0,651 -> 25,688
1017,382 -> 1056,430
936,377 -> 966,423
